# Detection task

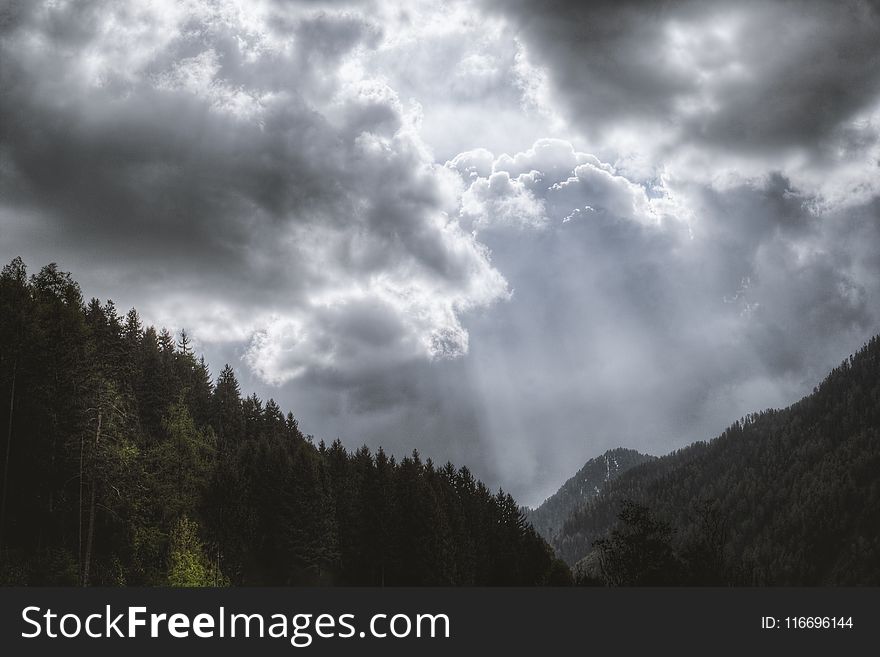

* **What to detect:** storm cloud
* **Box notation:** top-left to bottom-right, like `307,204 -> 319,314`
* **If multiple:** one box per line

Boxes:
486,0 -> 880,151
2,0 -> 879,506
0,0 -> 507,379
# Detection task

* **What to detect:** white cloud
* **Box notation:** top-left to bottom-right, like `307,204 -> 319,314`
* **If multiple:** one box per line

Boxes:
451,139 -> 683,233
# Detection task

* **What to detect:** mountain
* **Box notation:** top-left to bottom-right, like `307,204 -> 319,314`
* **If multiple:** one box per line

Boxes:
554,336 -> 880,586
525,448 -> 654,542
5,257 -> 878,586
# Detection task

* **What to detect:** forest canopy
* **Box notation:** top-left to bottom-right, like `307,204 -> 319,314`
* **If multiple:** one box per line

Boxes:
0,258 -> 569,586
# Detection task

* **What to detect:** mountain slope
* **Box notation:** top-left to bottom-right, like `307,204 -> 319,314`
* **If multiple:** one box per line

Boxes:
0,258 -> 570,586
526,448 -> 654,542
554,336 -> 880,585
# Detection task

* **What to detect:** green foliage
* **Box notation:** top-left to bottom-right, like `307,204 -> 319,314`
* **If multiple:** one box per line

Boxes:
153,401 -> 215,523
167,516 -> 227,587
592,500 -> 681,586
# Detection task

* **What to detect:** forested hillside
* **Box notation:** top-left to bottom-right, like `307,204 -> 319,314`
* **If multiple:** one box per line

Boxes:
0,258 -> 569,586
525,448 -> 654,542
4,257 -> 877,587
556,337 -> 880,586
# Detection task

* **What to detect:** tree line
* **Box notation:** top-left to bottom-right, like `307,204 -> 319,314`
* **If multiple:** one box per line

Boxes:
0,258 -> 570,586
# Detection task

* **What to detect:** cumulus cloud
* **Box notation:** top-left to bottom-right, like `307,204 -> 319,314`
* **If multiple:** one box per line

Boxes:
450,139 -> 674,232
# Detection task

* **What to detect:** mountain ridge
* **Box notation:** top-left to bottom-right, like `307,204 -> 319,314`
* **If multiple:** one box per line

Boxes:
552,336 -> 880,585
525,448 -> 654,542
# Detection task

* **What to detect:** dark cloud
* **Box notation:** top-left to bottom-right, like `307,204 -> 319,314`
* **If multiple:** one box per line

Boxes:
486,0 -> 880,153
1,0 -> 507,382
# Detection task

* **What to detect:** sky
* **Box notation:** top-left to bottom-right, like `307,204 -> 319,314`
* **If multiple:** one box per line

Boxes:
2,0 -> 880,507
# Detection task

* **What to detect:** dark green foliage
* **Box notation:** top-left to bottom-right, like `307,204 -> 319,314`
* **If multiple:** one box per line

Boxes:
590,501 -> 681,586
561,337 -> 880,586
0,259 -> 565,586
